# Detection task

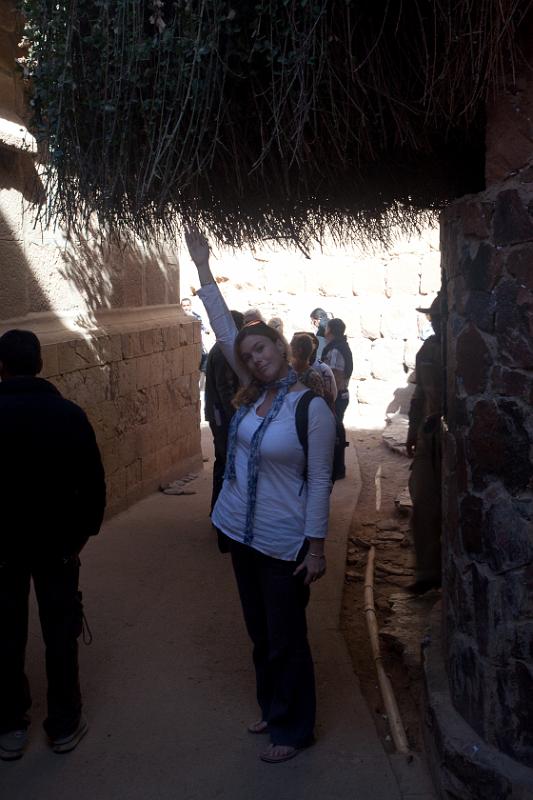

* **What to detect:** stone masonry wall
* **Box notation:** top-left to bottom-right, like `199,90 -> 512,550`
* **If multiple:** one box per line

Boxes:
438,22 -> 533,776
441,176 -> 533,767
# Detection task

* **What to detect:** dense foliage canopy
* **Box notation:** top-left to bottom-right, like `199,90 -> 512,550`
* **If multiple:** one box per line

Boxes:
21,0 -> 531,246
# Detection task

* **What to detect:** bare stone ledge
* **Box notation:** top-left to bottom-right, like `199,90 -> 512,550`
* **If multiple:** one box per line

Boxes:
423,603 -> 533,800
105,452 -> 202,520
0,304 -> 186,344
0,109 -> 37,155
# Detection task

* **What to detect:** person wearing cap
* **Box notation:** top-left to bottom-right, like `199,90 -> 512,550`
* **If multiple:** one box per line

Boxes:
406,294 -> 443,594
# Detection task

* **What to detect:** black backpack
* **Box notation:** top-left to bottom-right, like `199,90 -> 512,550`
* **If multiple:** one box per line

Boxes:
295,390 -> 347,484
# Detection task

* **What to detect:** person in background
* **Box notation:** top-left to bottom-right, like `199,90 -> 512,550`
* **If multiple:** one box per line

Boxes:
180,297 -> 194,315
243,308 -> 265,325
268,317 -> 284,336
406,295 -> 443,594
205,309 -> 245,519
290,333 -> 326,398
321,318 -> 353,479
0,330 -> 106,760
181,296 -> 211,375
309,308 -> 329,359
306,332 -> 337,409
185,228 -> 335,765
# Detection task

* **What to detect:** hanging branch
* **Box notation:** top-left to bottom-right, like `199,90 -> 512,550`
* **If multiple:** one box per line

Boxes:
18,0 -> 531,248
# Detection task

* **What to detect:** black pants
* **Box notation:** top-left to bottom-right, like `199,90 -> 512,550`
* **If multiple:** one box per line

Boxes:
209,421 -> 230,514
334,392 -> 349,476
209,423 -> 233,553
0,555 -> 83,738
409,428 -> 442,583
228,538 -> 315,748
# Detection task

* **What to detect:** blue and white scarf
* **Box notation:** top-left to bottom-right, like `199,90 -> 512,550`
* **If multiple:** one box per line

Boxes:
224,367 -> 298,544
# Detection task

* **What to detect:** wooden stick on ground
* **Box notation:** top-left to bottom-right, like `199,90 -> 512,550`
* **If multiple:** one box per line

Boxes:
375,464 -> 382,511
364,545 -> 411,755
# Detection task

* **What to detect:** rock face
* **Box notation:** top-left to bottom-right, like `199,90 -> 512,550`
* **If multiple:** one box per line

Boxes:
423,604 -> 533,800
181,230 -> 441,425
442,173 -> 533,771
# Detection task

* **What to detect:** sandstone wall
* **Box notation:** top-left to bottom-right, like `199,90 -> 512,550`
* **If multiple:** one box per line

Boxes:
0,1 -> 202,513
27,312 -> 201,517
181,230 -> 441,427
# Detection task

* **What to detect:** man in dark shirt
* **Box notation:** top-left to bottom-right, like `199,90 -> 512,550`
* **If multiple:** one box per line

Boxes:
204,310 -> 244,513
406,296 -> 443,594
0,330 -> 106,760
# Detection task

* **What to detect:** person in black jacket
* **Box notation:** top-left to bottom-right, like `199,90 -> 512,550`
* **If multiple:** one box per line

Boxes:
0,329 -> 106,760
309,307 -> 330,359
321,318 -> 353,479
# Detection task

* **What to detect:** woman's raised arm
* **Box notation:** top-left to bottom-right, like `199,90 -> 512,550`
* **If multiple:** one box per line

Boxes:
184,228 -> 213,286
184,228 -> 247,383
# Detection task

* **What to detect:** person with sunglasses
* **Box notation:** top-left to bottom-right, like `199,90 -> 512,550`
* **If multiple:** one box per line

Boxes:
184,229 -> 335,764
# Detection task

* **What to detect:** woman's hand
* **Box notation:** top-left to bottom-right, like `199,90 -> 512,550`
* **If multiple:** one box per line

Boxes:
294,553 -> 326,586
185,226 -> 210,271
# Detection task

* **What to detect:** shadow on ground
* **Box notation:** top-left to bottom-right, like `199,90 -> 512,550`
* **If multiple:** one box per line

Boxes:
0,426 -> 410,800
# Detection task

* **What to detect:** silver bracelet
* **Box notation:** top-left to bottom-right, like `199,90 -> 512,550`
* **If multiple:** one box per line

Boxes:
308,552 -> 325,559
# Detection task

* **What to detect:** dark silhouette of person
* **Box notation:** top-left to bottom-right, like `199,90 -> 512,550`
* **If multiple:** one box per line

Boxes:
406,295 -> 443,593
204,310 -> 244,517
0,329 -> 106,759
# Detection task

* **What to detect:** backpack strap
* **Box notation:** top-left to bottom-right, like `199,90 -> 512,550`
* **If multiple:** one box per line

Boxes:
295,390 -> 318,480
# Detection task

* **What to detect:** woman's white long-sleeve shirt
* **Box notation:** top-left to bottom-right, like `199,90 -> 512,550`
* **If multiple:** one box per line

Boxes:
197,282 -> 335,561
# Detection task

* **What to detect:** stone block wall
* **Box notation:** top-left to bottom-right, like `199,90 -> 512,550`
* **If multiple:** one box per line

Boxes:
35,315 -> 202,516
441,176 -> 533,767
182,230 -> 441,426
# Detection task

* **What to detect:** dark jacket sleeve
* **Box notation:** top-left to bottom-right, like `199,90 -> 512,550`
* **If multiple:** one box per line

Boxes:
73,411 -> 106,548
212,348 -> 238,423
408,385 -> 424,441
408,337 -> 437,440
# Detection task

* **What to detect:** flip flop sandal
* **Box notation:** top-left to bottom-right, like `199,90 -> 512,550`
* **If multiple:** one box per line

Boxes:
247,720 -> 269,734
259,744 -> 300,763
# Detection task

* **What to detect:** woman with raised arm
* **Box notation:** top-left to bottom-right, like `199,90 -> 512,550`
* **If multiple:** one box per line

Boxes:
185,229 -> 335,764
